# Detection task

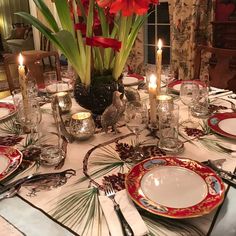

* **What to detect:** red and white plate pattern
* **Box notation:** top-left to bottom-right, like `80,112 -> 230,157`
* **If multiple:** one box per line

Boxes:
208,112 -> 236,139
0,102 -> 16,122
168,80 -> 205,93
125,156 -> 225,219
0,146 -> 22,181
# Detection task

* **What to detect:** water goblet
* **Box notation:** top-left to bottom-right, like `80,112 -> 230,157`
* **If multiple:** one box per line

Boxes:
180,81 -> 200,128
125,101 -> 148,161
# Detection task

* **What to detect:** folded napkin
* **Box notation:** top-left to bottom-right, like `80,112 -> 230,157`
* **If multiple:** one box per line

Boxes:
99,189 -> 148,236
209,90 -> 233,99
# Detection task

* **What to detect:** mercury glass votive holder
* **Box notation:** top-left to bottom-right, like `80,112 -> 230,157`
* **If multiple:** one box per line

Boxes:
51,91 -> 72,113
69,112 -> 95,140
156,94 -> 174,111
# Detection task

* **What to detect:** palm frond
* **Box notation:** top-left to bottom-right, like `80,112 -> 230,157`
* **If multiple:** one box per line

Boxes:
50,187 -> 104,235
199,137 -> 231,155
0,117 -> 22,135
143,215 -> 205,236
78,161 -> 125,183
22,133 -> 41,148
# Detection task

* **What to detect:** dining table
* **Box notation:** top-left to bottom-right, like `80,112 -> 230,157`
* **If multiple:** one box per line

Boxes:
0,80 -> 236,236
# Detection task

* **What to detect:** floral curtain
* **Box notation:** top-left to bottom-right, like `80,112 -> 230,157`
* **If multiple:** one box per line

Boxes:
169,0 -> 215,80
0,0 -> 30,38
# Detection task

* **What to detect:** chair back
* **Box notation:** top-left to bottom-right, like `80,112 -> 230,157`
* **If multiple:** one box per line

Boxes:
194,45 -> 236,91
3,50 -> 61,93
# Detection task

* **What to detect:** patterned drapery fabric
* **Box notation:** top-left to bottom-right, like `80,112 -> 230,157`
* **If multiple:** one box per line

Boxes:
0,0 -> 30,38
169,0 -> 215,80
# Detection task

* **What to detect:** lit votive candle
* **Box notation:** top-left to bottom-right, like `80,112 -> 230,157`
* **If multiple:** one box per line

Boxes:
148,74 -> 157,127
156,94 -> 174,113
69,112 -> 95,140
51,92 -> 72,113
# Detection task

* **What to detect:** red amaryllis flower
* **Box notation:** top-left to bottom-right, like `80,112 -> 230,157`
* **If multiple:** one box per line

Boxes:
96,0 -> 158,16
86,36 -> 121,51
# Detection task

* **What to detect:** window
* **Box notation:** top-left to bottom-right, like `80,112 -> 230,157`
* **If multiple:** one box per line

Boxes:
144,2 -> 170,65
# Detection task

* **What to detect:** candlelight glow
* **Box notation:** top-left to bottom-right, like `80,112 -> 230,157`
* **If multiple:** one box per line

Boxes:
72,112 -> 91,120
158,39 -> 163,50
149,74 -> 157,86
19,53 -> 24,66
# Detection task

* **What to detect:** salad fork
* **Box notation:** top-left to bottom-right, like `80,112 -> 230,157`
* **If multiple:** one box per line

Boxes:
104,183 -> 134,236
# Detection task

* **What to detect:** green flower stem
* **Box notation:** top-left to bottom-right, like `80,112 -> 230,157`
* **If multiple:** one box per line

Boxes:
84,0 -> 94,87
76,0 -> 87,24
93,47 -> 104,74
113,15 -> 128,79
72,0 -> 86,74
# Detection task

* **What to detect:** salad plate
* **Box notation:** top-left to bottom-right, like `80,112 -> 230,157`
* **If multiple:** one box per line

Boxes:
208,112 -> 236,139
0,146 -> 23,181
125,156 -> 225,218
168,80 -> 204,94
123,74 -> 144,87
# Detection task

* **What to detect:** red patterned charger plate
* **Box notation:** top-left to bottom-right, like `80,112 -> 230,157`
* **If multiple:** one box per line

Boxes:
0,146 -> 23,181
125,156 -> 225,219
208,112 -> 236,139
0,102 -> 16,122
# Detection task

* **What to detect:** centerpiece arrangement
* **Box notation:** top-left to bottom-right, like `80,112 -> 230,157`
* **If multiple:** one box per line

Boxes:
17,0 -> 158,114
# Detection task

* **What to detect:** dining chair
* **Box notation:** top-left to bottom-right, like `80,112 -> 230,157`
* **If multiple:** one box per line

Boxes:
193,45 -> 236,91
3,50 -> 61,93
40,34 -> 53,69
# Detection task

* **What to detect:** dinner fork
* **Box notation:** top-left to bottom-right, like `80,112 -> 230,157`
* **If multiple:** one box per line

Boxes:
104,183 -> 134,236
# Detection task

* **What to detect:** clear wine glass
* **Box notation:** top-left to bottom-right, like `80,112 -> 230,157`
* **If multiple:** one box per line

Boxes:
180,81 -> 199,128
125,101 -> 148,161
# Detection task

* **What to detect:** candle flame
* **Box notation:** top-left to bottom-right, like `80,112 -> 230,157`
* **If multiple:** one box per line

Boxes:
149,74 -> 157,85
19,53 -> 24,66
158,39 -> 162,50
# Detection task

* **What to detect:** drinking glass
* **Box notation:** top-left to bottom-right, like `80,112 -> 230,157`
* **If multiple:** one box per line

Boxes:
158,103 -> 183,153
125,101 -> 148,160
17,100 -> 42,135
180,81 -> 199,128
40,103 -> 64,166
162,65 -> 174,93
191,84 -> 209,118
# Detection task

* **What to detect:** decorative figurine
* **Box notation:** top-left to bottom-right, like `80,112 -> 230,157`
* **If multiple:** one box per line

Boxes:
101,91 -> 125,133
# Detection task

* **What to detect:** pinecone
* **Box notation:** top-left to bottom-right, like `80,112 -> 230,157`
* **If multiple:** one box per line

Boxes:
116,142 -> 166,161
103,173 -> 126,191
0,135 -> 23,146
185,128 -> 205,137
22,147 -> 41,162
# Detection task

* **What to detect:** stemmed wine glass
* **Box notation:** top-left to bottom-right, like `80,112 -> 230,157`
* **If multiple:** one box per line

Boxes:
125,101 -> 148,161
180,81 -> 200,128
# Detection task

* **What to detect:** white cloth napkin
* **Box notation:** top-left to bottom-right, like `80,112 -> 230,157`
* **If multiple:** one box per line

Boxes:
99,189 -> 148,236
